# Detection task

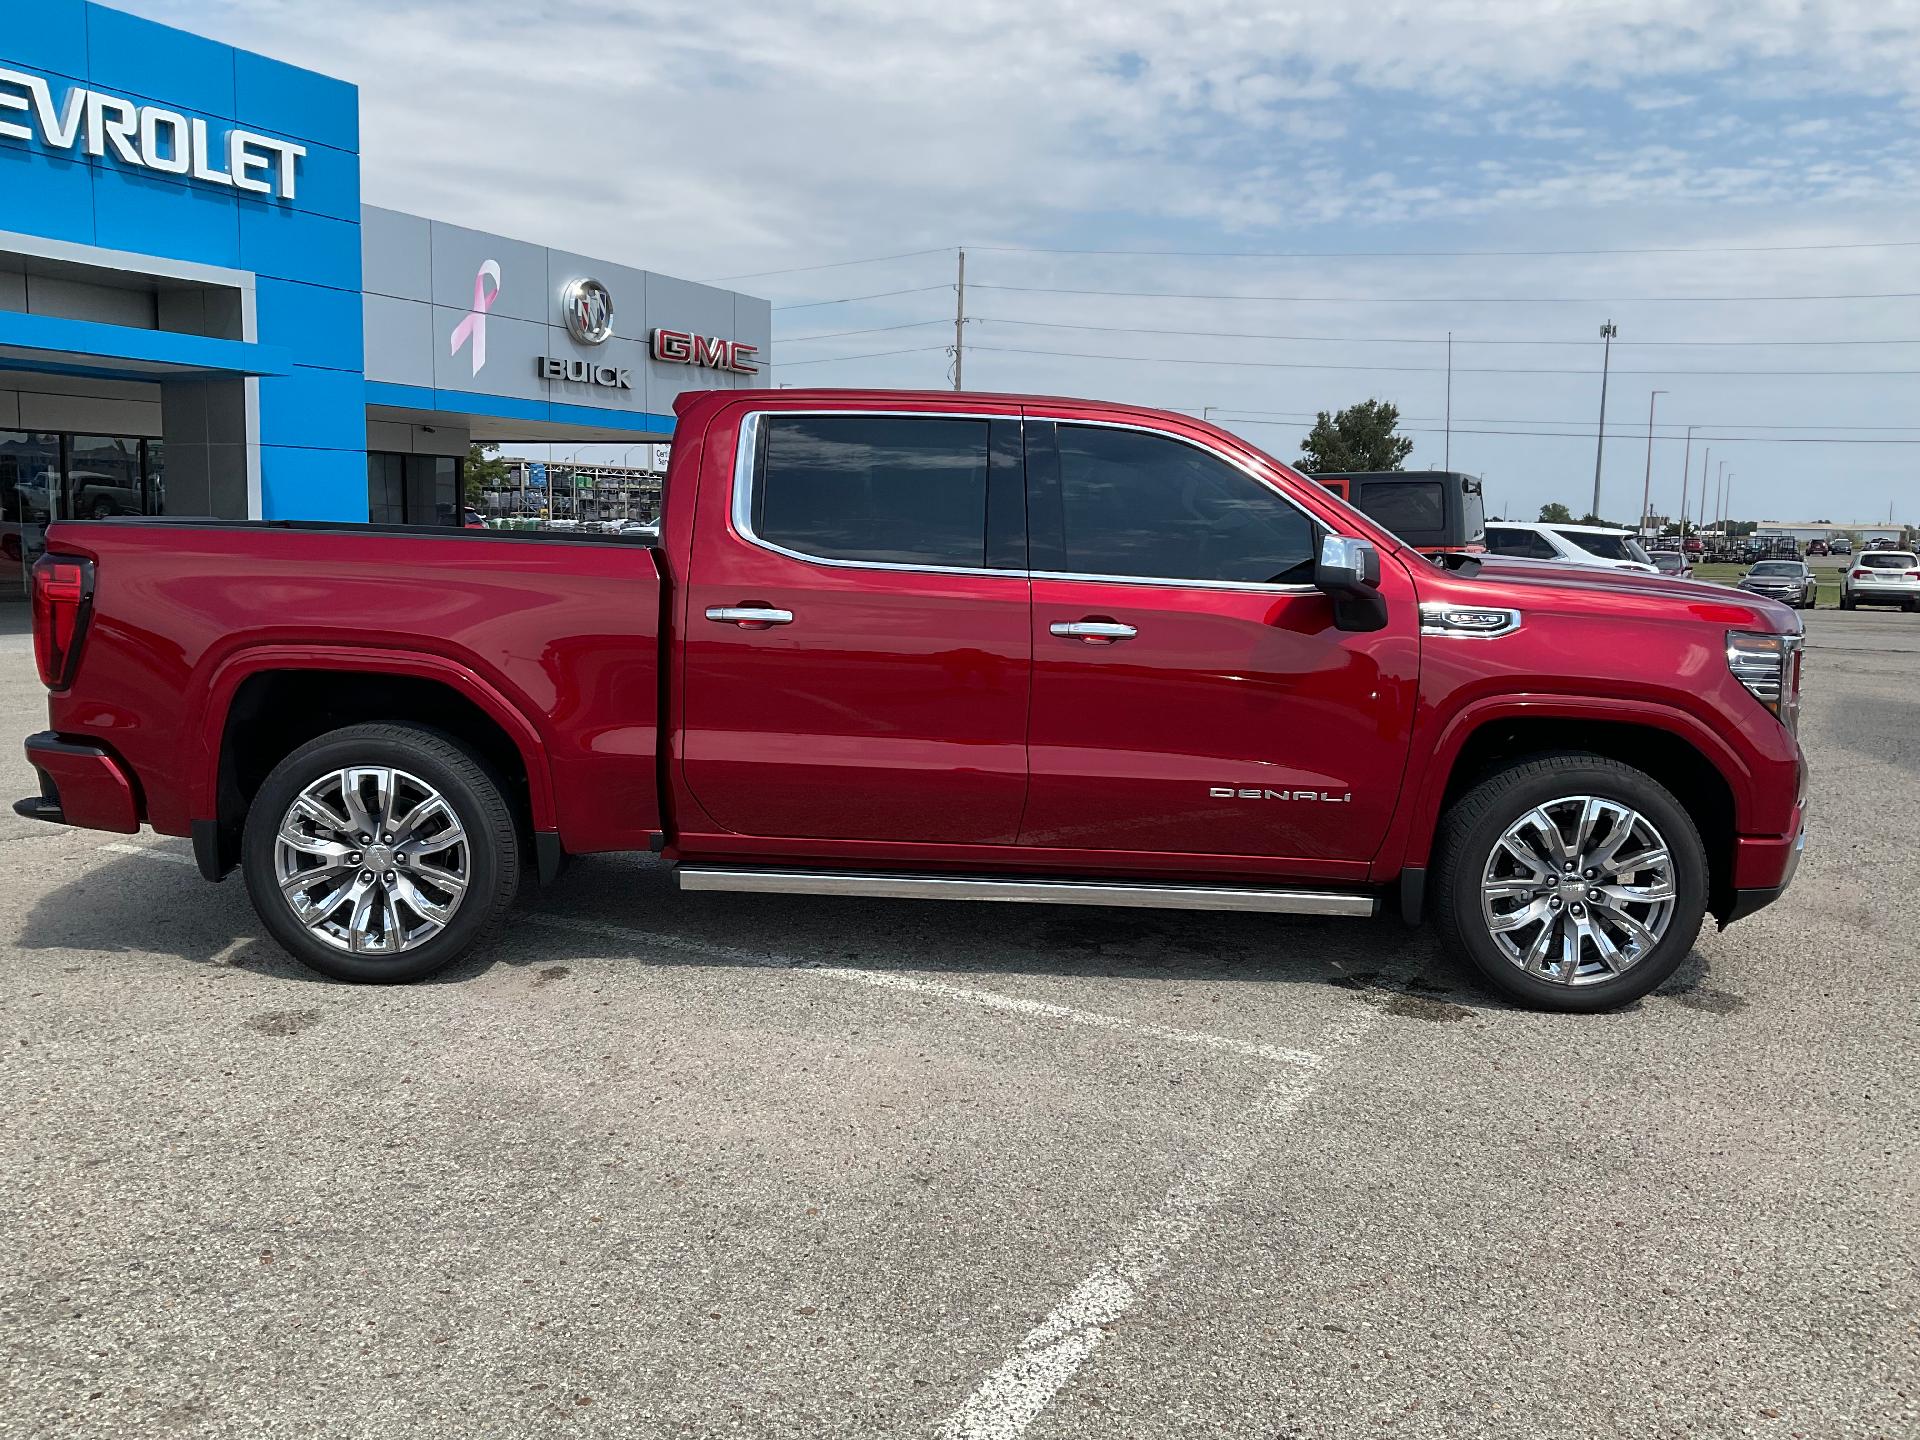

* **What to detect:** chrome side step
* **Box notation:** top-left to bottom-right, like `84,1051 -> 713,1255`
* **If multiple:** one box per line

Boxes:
675,867 -> 1377,917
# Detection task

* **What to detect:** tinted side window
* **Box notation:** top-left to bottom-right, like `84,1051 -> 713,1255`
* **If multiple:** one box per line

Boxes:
755,415 -> 990,567
1486,527 -> 1557,560
1054,425 -> 1316,584
1355,481 -> 1443,541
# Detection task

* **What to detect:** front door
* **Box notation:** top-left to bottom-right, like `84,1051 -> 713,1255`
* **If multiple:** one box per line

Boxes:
1019,419 -> 1419,869
680,408 -> 1031,845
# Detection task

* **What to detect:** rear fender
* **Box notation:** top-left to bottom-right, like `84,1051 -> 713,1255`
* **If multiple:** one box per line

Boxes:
193,646 -> 558,831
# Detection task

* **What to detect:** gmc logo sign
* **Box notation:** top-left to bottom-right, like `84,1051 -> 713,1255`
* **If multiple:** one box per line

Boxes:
651,328 -> 759,375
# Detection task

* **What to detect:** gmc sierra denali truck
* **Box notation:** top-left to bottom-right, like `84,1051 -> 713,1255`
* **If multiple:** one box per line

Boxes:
16,389 -> 1806,1011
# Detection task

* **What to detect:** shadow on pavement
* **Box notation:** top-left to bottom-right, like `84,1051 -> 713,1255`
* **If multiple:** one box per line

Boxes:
17,848 -> 1725,1018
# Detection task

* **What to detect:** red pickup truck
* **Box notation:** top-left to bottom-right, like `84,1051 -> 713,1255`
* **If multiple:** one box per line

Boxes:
17,389 -> 1806,1011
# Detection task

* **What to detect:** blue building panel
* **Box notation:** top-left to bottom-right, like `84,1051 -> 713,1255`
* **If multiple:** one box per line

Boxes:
238,204 -> 361,291
258,367 -> 369,451
91,163 -> 244,267
83,3 -> 237,118
258,445 -> 370,521
0,143 -> 96,244
234,50 -> 359,155
0,0 -> 89,81
254,277 -> 365,374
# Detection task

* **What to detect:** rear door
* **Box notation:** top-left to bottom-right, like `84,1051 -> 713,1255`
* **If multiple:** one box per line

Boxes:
1020,417 -> 1419,869
679,407 -> 1032,844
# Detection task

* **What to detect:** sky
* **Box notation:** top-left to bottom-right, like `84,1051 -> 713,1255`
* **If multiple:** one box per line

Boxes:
124,0 -> 1920,526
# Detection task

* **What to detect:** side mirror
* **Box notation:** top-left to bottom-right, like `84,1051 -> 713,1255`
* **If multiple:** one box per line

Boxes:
1314,535 -> 1387,632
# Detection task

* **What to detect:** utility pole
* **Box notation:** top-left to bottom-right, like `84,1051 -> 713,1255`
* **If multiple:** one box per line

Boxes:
1695,446 -> 1709,539
1640,389 -> 1666,535
1723,474 -> 1734,535
952,248 -> 966,392
1713,460 -> 1725,535
1699,452 -> 1713,535
1678,425 -> 1697,541
1444,332 -> 1453,472
1591,320 -> 1617,519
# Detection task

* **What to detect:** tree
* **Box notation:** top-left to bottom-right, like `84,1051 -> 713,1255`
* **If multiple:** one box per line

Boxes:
1538,502 -> 1575,523
1297,399 -> 1413,473
465,441 -> 511,504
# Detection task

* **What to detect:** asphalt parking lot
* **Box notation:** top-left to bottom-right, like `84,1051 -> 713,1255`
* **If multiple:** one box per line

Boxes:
2,604 -> 1915,1439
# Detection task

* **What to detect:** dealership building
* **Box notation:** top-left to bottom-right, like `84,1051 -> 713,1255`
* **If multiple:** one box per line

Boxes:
0,0 -> 771,598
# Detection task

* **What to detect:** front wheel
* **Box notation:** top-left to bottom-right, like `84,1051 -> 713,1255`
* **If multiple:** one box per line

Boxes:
241,723 -> 520,982
1432,752 -> 1708,1012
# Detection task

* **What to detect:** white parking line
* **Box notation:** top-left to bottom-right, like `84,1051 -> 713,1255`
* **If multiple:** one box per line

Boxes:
103,834 -> 1370,1434
936,1007 -> 1380,1440
98,843 -> 1326,1073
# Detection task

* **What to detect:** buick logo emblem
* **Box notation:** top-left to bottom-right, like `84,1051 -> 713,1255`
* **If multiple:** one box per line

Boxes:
561,277 -> 614,345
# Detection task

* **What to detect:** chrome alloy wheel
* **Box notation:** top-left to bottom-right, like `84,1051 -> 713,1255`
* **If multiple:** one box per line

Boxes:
273,766 -> 470,956
1479,795 -> 1678,986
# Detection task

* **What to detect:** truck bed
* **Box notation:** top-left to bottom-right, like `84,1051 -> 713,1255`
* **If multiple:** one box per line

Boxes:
35,518 -> 667,857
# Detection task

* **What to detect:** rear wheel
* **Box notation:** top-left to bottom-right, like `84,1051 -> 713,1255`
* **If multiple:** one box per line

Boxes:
241,723 -> 519,982
1840,592 -> 1855,611
1433,752 -> 1707,1012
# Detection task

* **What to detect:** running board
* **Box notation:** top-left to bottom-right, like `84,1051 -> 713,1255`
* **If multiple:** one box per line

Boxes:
675,867 -> 1377,917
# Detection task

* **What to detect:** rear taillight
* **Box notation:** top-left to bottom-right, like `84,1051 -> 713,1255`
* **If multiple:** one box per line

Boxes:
1726,629 -> 1803,734
1851,569 -> 1869,579
31,554 -> 95,690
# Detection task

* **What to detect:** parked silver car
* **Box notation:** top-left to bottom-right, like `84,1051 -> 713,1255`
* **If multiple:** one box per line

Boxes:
1841,551 -> 1920,611
1738,559 -> 1817,609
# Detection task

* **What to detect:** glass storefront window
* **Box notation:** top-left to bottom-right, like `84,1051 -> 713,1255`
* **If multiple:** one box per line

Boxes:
368,452 -> 465,527
2,431 -> 165,601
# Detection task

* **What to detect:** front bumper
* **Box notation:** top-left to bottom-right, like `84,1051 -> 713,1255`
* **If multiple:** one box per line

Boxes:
15,732 -> 139,834
1720,818 -> 1806,928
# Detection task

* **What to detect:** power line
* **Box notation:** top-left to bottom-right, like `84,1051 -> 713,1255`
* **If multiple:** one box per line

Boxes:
773,344 -> 951,367
772,284 -> 952,312
970,282 -> 1920,305
705,247 -> 952,283
1211,407 -> 1920,433
777,318 -> 952,343
964,341 -> 1920,377
967,314 -> 1920,349
966,238 -> 1920,260
1221,418 -> 1920,446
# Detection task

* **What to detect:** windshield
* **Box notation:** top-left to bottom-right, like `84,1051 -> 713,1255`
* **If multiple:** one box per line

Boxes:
1555,529 -> 1651,564
1861,552 -> 1917,569
1749,561 -> 1802,577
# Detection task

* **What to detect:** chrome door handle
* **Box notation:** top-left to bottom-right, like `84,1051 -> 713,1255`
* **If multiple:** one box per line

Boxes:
706,606 -> 794,626
1050,621 -> 1137,641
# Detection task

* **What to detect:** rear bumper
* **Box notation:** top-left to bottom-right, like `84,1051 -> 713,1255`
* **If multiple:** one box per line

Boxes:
15,731 -> 139,834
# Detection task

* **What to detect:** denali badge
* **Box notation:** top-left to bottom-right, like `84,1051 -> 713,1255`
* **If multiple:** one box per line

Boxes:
1210,787 -> 1352,803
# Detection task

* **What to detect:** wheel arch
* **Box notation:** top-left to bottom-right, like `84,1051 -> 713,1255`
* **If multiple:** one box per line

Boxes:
1393,700 -> 1747,923
195,649 -> 557,878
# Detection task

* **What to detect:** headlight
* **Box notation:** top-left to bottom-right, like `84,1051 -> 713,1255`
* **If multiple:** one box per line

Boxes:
1726,630 -> 1803,732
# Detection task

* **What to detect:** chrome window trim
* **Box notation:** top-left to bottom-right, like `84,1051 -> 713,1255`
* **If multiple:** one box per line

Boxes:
729,407 -> 1332,595
1419,601 -> 1523,638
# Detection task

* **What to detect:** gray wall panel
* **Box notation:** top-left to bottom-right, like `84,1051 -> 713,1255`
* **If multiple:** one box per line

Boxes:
361,206 -> 432,301
362,295 -> 436,388
429,222 -> 549,326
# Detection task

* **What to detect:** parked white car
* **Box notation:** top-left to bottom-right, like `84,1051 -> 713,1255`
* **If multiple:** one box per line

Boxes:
1840,550 -> 1920,611
1483,522 -> 1659,574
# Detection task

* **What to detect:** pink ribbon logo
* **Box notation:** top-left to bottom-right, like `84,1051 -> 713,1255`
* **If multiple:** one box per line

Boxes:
449,259 -> 501,376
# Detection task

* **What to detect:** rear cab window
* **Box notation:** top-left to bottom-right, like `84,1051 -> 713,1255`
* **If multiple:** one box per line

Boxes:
1485,526 -> 1558,560
1553,529 -> 1651,564
752,414 -> 991,568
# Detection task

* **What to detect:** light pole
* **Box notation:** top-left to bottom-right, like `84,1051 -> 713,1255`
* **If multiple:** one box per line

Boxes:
1713,460 -> 1725,537
1723,474 -> 1734,537
1591,319 -> 1617,519
1677,425 -> 1699,542
1639,390 -> 1666,535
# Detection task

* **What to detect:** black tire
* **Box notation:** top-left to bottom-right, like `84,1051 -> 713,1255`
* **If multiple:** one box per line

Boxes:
241,723 -> 520,982
1840,594 -> 1855,611
1432,751 -> 1708,1013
